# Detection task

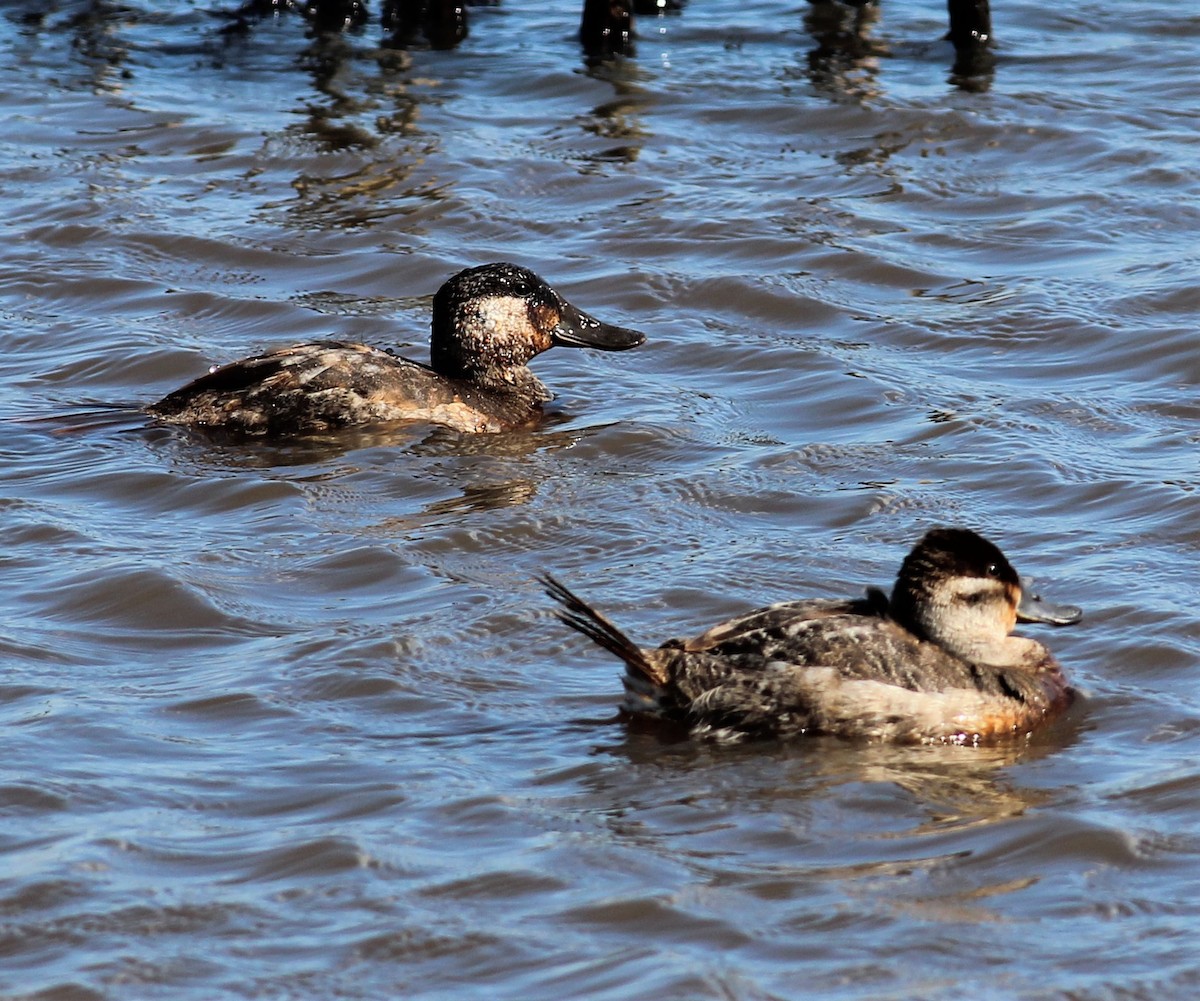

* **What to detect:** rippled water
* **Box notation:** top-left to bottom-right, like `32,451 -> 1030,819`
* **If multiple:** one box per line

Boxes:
2,1 -> 1198,998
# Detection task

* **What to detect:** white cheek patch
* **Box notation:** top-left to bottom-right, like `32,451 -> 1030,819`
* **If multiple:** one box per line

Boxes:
947,577 -> 1014,637
474,296 -> 533,337
946,574 -> 1002,603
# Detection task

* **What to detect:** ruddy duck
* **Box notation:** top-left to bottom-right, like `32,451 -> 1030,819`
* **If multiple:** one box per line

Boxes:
149,262 -> 646,435
542,528 -> 1082,744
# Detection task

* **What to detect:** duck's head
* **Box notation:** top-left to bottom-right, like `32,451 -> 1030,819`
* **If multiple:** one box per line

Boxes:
429,262 -> 646,395
889,527 -> 1081,664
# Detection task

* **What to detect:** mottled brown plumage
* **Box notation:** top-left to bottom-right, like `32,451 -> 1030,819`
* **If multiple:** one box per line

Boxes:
149,262 -> 645,436
543,528 -> 1081,744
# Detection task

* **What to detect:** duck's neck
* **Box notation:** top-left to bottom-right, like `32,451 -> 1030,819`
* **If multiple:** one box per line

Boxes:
948,632 -> 1044,668
429,323 -> 550,400
449,362 -> 552,403
485,365 -> 552,401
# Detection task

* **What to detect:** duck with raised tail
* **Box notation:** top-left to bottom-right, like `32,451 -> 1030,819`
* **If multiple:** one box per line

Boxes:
542,528 -> 1082,744
149,262 -> 646,436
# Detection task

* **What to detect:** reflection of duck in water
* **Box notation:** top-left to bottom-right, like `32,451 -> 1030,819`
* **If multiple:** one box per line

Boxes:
150,263 -> 646,436
543,528 -> 1082,744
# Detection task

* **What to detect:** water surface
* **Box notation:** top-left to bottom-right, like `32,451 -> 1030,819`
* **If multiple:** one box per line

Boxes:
1,2 -> 1199,998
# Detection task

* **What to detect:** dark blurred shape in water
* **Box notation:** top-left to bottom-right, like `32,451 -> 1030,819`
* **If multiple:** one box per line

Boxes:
381,0 -> 469,50
581,0 -> 634,60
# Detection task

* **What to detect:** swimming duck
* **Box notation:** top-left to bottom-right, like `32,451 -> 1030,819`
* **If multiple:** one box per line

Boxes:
149,262 -> 646,435
542,528 -> 1082,744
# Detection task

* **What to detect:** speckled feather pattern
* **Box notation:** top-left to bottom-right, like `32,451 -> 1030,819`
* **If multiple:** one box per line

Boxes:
150,341 -> 535,434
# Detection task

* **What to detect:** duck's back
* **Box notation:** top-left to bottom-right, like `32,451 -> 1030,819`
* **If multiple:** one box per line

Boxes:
150,341 -> 529,435
678,595 -> 986,692
678,592 -> 888,653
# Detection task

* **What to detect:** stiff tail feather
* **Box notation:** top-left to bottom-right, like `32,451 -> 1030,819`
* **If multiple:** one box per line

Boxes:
539,573 -> 667,686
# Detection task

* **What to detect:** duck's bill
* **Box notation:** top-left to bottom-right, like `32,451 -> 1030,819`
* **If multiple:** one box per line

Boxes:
1017,577 -> 1083,626
552,303 -> 646,351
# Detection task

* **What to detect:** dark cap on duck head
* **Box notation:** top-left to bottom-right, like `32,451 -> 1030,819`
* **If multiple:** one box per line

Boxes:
894,528 -> 1019,597
892,527 -> 1081,630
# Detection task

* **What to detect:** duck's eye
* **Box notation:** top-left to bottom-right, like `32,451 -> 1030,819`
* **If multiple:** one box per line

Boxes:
985,563 -> 1000,577
509,280 -> 532,297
